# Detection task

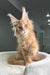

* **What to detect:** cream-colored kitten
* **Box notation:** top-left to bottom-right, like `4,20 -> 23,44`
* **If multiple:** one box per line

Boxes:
8,7 -> 40,66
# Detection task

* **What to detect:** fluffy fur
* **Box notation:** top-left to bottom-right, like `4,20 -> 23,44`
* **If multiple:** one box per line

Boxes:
8,7 -> 40,66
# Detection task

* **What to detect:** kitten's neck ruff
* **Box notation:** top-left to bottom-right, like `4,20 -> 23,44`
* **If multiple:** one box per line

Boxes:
18,30 -> 34,43
18,30 -> 29,38
18,31 -> 28,40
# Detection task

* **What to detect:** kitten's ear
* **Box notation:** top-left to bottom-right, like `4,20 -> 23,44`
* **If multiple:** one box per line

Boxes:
22,7 -> 29,22
7,13 -> 18,23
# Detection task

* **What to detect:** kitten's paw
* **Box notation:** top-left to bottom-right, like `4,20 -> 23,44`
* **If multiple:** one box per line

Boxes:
25,62 -> 32,66
25,63 -> 29,66
34,57 -> 40,61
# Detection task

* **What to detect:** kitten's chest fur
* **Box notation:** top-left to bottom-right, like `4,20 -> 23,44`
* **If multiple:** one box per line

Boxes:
17,32 -> 39,55
18,35 -> 31,50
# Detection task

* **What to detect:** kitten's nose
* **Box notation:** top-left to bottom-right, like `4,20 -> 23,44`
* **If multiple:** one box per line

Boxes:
23,29 -> 25,31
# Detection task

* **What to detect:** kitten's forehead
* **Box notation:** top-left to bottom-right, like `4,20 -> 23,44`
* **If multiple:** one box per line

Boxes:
17,20 -> 26,26
16,20 -> 21,25
20,20 -> 26,25
18,20 -> 23,25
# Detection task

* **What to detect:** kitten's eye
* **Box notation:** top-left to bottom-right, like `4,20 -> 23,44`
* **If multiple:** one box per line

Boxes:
18,27 -> 22,30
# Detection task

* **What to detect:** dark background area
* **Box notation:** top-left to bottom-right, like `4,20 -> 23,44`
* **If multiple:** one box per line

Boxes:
0,0 -> 50,53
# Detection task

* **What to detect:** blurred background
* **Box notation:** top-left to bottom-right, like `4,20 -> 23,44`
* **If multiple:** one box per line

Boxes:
0,0 -> 50,53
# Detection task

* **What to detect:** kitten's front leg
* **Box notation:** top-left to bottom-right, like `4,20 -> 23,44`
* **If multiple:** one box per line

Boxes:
15,51 -> 23,60
25,56 -> 32,66
22,50 -> 32,66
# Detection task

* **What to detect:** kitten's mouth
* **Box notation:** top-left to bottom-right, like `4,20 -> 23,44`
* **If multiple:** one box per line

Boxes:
22,30 -> 28,34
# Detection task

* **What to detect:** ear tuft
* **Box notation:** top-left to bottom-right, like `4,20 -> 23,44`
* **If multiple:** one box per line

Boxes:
22,7 -> 26,13
22,7 -> 29,22
7,13 -> 18,24
7,13 -> 16,20
7,13 -> 12,17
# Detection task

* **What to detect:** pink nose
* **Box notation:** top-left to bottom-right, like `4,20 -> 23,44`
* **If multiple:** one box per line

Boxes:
23,29 -> 25,31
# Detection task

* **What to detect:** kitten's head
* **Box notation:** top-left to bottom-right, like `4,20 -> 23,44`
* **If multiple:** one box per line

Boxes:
8,7 -> 34,37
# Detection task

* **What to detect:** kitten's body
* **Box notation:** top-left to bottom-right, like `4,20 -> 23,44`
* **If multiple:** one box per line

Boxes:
8,7 -> 40,66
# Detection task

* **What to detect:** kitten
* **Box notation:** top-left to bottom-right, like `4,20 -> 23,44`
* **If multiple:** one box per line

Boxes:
8,7 -> 40,66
